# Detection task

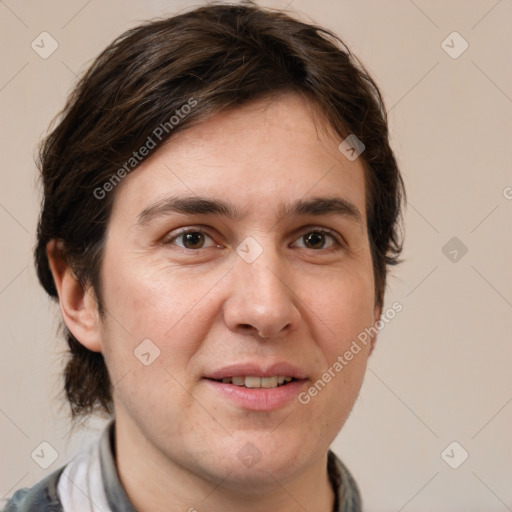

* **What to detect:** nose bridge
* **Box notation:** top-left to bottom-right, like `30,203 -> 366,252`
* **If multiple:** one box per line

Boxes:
223,237 -> 300,338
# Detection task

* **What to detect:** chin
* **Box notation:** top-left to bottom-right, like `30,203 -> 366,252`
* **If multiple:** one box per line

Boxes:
205,457 -> 305,494
196,434 -> 318,490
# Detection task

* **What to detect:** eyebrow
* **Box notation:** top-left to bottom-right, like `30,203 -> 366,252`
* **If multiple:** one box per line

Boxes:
136,195 -> 363,227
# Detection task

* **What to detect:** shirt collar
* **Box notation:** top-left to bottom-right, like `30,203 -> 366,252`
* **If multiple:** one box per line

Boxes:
98,420 -> 137,512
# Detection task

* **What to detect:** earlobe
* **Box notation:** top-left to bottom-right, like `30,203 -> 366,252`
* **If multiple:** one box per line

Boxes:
46,239 -> 103,353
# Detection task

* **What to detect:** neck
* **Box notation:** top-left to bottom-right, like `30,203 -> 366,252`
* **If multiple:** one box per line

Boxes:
114,419 -> 335,512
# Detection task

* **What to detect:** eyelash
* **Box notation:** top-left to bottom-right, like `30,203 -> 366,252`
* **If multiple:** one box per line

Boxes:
164,226 -> 343,252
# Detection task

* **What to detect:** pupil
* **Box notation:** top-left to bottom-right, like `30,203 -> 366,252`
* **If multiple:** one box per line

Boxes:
305,232 -> 324,249
184,232 -> 204,249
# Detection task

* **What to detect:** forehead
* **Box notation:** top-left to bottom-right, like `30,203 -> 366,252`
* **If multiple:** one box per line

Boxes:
109,93 -> 367,225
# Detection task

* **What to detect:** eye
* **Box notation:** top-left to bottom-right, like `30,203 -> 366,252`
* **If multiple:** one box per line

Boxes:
293,228 -> 341,251
166,229 -> 217,250
164,227 -> 342,252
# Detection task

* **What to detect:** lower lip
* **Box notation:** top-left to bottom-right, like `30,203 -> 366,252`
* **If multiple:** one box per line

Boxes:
203,379 -> 308,411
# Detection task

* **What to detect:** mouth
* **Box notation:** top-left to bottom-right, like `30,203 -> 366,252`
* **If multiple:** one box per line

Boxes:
206,375 -> 297,388
202,363 -> 308,411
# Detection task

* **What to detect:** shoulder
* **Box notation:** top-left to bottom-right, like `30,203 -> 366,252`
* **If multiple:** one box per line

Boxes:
2,466 -> 66,512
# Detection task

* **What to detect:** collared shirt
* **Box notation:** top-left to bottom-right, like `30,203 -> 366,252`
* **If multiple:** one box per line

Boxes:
3,420 -> 362,511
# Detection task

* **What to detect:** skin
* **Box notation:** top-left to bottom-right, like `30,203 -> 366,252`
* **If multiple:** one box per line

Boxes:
48,93 -> 380,512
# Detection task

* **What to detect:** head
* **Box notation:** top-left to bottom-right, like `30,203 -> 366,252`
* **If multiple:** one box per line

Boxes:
36,0 -> 404,489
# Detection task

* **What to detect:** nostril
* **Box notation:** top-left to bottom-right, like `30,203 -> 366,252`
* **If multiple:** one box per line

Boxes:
238,324 -> 271,338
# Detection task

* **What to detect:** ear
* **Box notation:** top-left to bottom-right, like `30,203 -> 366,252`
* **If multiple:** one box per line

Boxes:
368,304 -> 382,356
46,239 -> 102,352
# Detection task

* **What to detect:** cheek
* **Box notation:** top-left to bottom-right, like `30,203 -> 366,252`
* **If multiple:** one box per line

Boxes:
302,264 -> 375,412
98,251 -> 220,373
96,257 -> 208,428
307,263 -> 376,350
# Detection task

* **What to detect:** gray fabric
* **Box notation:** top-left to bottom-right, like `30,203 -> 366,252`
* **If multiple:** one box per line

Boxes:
2,420 -> 362,511
97,422 -> 137,512
329,450 -> 363,511
2,466 -> 65,512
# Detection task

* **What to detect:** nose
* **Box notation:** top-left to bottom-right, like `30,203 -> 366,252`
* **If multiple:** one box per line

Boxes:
222,250 -> 301,340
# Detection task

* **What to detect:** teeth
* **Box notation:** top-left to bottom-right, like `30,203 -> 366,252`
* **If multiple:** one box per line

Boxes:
261,376 -> 278,388
220,376 -> 294,388
245,376 -> 261,388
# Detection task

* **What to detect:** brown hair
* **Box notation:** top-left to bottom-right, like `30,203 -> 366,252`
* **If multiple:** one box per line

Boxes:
35,0 -> 405,419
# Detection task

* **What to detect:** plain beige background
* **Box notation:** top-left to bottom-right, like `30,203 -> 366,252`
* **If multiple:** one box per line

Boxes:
1,0 -> 511,510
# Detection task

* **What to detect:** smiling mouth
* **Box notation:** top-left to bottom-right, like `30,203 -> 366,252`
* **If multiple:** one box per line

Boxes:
207,376 -> 297,388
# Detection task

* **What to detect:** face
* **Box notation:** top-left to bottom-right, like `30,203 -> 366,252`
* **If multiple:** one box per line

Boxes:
96,93 -> 379,490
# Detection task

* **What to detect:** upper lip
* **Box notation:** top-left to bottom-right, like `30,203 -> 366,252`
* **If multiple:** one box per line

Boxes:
204,362 -> 308,380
